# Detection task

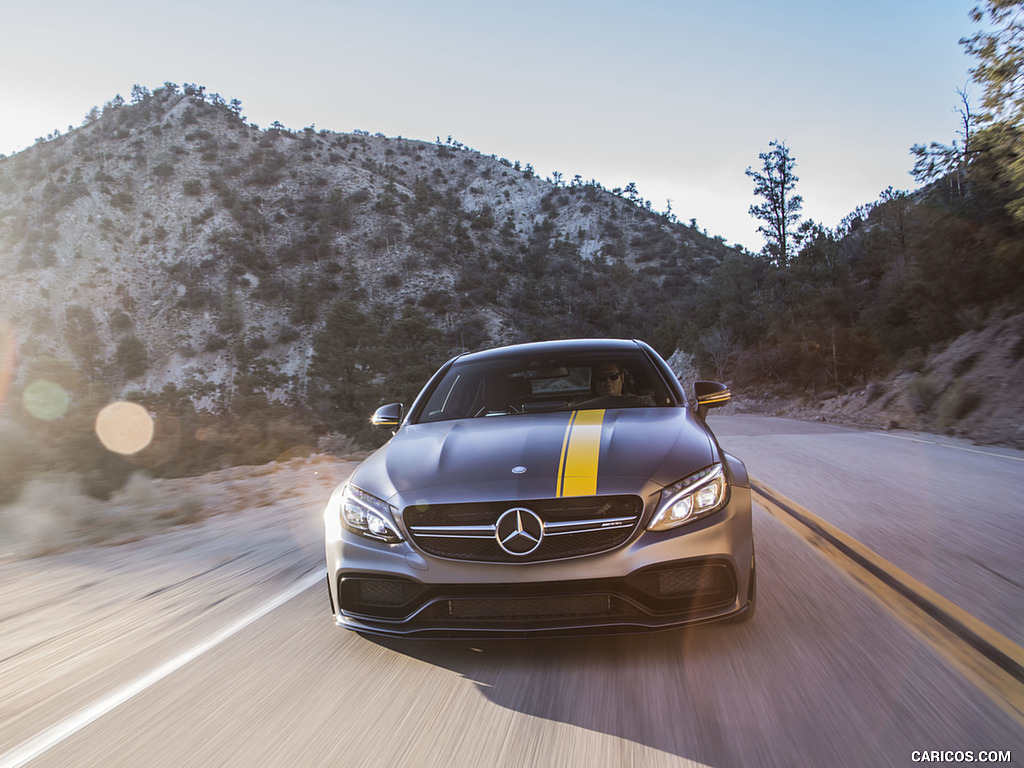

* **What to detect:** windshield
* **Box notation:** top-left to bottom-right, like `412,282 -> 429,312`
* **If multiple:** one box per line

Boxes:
413,349 -> 676,423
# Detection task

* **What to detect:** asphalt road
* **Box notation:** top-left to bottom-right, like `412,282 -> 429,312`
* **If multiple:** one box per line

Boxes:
710,415 -> 1024,647
1,416 -> 1022,767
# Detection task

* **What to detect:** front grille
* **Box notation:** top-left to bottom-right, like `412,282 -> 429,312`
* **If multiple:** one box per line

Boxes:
405,495 -> 642,563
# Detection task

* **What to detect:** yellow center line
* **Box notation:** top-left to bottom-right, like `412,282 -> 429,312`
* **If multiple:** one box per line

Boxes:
752,479 -> 1024,728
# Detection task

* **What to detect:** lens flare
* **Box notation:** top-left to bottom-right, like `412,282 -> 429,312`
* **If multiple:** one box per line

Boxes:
23,379 -> 70,421
95,401 -> 155,455
0,322 -> 16,409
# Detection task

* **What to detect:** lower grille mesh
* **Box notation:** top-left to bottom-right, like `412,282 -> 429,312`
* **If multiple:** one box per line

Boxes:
627,564 -> 735,607
340,561 -> 737,626
448,595 -> 615,619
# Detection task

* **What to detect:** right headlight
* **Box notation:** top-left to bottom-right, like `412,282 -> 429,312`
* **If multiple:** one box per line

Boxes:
324,484 -> 403,543
648,463 -> 727,531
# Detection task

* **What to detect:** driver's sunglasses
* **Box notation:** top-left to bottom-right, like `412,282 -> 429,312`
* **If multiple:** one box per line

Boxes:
596,371 -> 622,382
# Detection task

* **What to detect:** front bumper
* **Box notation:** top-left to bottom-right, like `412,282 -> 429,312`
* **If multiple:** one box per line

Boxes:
326,486 -> 753,638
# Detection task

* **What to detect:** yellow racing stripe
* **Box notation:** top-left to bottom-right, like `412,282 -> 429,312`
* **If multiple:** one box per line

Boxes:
556,411 -> 576,497
557,409 -> 605,497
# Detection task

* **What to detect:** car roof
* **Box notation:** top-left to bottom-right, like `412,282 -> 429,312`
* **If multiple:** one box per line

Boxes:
454,338 -> 645,364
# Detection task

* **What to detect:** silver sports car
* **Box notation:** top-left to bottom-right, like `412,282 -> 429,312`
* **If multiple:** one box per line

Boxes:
324,338 -> 755,637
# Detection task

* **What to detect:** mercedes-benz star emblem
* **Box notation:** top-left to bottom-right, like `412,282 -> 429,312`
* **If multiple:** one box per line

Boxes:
495,507 -> 544,556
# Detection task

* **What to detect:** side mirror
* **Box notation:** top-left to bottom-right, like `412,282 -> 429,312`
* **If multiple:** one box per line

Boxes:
371,403 -> 403,431
694,381 -> 731,419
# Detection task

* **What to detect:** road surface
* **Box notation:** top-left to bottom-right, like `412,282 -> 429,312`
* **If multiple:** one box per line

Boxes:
1,416 -> 1021,767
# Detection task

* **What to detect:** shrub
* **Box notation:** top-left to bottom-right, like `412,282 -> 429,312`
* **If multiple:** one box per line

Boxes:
109,472 -> 202,526
0,474 -> 97,557
0,421 -> 41,505
109,191 -> 134,211
419,289 -> 450,313
182,178 -> 203,196
318,433 -> 363,458
1013,334 -> 1024,362
277,327 -> 301,344
907,375 -> 941,414
204,336 -> 229,352
247,166 -> 281,186
116,335 -> 149,378
937,380 -> 982,423
952,352 -> 979,377
899,348 -> 927,374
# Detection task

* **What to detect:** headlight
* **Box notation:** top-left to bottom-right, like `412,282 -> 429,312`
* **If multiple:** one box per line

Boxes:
648,464 -> 727,531
324,484 -> 403,543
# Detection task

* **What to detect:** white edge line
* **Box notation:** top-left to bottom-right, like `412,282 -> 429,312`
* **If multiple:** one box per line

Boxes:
0,569 -> 323,768
871,432 -> 1024,463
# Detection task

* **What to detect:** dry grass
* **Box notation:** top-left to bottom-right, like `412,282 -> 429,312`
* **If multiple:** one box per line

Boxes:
0,454 -> 350,562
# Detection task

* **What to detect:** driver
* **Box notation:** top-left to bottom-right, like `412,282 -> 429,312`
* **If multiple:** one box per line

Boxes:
589,361 -> 656,405
592,362 -> 625,397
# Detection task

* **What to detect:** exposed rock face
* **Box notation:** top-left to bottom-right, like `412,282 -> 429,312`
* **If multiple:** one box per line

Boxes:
667,349 -> 700,396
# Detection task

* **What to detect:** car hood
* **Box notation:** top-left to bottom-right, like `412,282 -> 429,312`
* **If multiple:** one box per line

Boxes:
355,407 -> 715,506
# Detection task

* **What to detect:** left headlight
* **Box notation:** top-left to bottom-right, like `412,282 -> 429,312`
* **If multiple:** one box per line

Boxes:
324,484 -> 404,543
648,463 -> 728,531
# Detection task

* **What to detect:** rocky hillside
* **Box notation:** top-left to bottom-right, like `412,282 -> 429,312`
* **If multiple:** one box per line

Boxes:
5,83 -> 1020,504
0,84 -> 733,415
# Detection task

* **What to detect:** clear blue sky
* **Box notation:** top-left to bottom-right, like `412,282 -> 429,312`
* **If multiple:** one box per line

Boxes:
1,0 -> 978,251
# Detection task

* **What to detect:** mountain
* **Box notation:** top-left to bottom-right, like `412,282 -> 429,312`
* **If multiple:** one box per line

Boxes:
0,84 -> 736,484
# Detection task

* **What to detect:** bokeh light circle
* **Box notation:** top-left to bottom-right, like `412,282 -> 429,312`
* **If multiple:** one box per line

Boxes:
95,401 -> 155,455
23,379 -> 70,421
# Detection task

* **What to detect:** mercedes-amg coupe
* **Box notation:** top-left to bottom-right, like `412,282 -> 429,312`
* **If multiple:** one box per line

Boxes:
324,338 -> 755,637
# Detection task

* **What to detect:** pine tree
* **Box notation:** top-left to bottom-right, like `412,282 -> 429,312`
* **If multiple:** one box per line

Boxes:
961,0 -> 1024,224
746,140 -> 803,266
